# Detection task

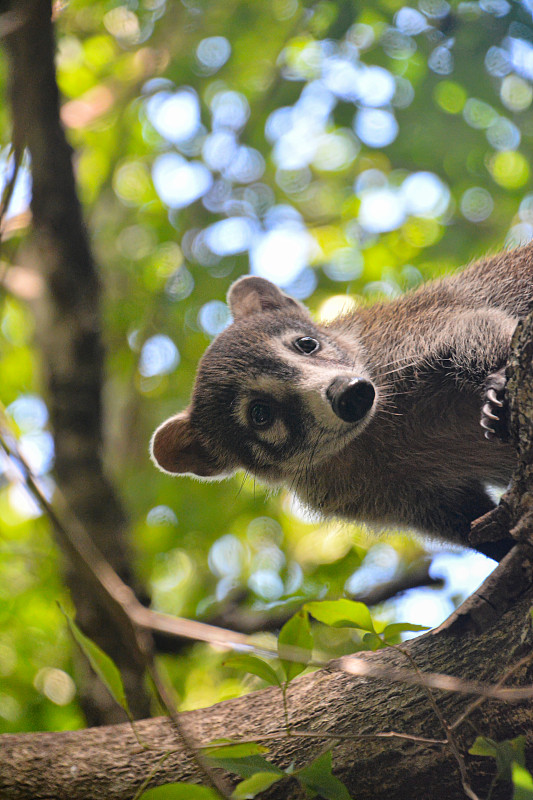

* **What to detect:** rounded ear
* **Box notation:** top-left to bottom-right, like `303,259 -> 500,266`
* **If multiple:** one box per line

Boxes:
150,411 -> 219,478
227,276 -> 306,321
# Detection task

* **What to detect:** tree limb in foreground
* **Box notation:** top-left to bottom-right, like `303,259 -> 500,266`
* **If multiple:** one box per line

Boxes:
0,585 -> 532,800
1,309 -> 533,800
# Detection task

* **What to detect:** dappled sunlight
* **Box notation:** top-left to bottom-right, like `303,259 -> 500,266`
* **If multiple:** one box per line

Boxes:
195,36 -> 231,74
345,543 -> 400,597
251,225 -> 316,286
152,153 -> 212,208
2,0 -> 533,741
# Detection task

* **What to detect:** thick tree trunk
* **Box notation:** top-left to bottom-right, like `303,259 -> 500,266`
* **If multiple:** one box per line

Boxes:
0,582 -> 532,800
3,0 -> 151,723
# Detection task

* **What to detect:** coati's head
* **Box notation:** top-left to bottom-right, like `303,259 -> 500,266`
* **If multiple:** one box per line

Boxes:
151,276 -> 377,483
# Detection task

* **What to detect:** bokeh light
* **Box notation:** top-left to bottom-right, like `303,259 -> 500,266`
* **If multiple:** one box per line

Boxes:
152,153 -> 212,208
146,89 -> 201,143
139,334 -> 179,377
196,36 -> 231,74
354,108 -> 399,148
198,300 -> 232,336
251,225 -> 315,287
460,187 -> 494,222
6,395 -> 48,433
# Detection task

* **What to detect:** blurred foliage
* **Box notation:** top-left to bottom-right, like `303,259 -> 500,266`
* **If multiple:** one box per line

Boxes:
1,0 -> 533,734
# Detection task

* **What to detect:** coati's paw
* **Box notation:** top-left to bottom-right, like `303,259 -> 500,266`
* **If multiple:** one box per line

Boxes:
480,367 -> 509,441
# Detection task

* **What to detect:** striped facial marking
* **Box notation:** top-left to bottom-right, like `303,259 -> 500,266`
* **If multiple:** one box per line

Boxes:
189,317 -> 376,479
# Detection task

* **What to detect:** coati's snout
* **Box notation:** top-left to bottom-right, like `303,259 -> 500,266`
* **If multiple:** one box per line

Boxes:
326,377 -> 376,423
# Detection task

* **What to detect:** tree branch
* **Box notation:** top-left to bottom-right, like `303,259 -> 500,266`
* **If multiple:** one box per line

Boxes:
2,402 -> 533,799
1,585 -> 532,800
2,7 -> 533,790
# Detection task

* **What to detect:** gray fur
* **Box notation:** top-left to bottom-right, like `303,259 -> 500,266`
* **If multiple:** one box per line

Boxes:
151,244 -> 533,560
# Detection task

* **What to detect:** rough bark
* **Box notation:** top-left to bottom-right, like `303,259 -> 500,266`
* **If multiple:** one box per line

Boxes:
2,309 -> 532,800
3,0 -> 152,723
0,583 -> 532,800
1,3 -> 533,798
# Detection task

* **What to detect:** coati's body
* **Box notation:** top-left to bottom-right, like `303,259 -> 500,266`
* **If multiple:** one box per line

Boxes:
151,245 -> 533,559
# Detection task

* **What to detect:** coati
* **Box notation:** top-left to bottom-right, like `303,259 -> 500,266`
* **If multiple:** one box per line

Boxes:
151,244 -> 533,561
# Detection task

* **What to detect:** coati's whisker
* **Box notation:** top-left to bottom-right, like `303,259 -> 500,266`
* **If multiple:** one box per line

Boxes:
377,362 -> 420,378
235,470 -> 250,499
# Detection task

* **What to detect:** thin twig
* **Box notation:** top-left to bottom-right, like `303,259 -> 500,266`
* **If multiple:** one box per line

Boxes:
202,729 -> 447,747
0,411 -> 232,799
451,650 -> 533,732
146,661 -> 232,799
130,751 -> 172,800
396,646 -> 480,800
1,413 -> 533,717
335,654 -> 533,702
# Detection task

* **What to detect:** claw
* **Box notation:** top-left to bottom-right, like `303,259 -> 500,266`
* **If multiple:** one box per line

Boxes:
480,418 -> 495,433
482,403 -> 499,421
487,388 -> 503,407
484,430 -> 496,440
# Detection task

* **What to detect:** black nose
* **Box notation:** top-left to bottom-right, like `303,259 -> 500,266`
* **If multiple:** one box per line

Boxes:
327,377 -> 376,423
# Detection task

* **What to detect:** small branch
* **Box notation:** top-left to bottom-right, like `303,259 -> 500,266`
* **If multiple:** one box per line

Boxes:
198,560 -> 442,641
450,649 -> 533,732
0,414 -> 233,799
2,415 -> 533,706
336,650 -> 533,703
146,663 -> 232,799
352,559 -> 443,606
1,589 -> 532,800
219,728 -> 447,747
396,647 -> 480,800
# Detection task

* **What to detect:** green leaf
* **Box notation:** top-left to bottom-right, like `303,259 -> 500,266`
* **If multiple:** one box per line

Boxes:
139,784 -> 220,799
361,632 -> 384,651
204,743 -> 270,759
207,755 -> 283,780
224,655 -> 281,687
278,609 -> 313,683
296,751 -> 352,800
469,736 -> 526,782
304,600 -> 375,633
469,736 -> 498,757
61,605 -> 129,713
231,772 -> 284,799
509,736 -> 527,768
381,622 -> 430,641
513,763 -> 533,800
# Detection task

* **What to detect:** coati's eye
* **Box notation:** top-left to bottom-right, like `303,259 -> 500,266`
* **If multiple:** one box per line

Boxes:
294,336 -> 320,355
249,401 -> 273,428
